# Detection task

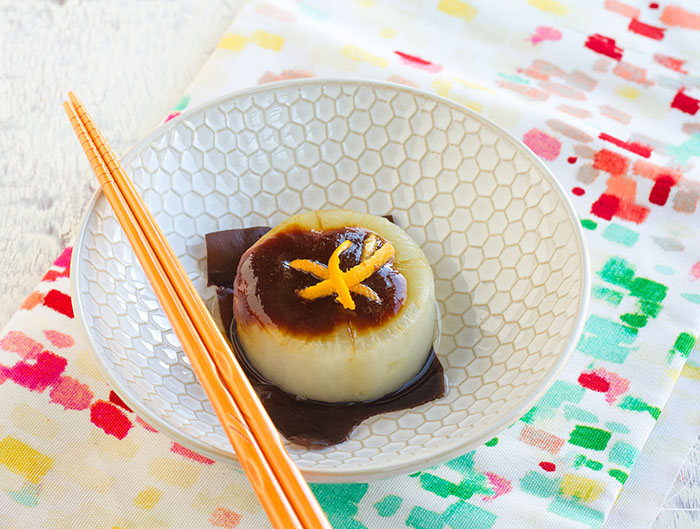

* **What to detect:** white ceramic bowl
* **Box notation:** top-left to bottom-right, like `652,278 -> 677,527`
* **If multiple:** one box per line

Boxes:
72,79 -> 589,482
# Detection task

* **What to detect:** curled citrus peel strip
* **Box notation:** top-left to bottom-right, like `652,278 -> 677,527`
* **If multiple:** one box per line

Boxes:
328,240 -> 355,309
288,260 -> 379,301
291,239 -> 395,307
360,233 -> 379,261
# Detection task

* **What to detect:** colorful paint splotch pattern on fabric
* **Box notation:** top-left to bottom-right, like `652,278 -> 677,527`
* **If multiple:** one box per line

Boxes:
2,0 -> 700,528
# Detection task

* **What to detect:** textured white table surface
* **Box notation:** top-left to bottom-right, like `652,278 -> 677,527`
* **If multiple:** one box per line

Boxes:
0,1 -> 696,527
0,0 -> 243,328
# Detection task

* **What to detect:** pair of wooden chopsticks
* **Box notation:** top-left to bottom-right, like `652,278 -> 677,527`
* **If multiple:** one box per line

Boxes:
64,93 -> 331,529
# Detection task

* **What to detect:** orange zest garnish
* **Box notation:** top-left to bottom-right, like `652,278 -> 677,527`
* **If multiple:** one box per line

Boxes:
295,240 -> 394,303
288,234 -> 394,308
340,242 -> 394,287
328,240 -> 354,310
350,283 -> 380,302
288,260 -> 327,277
360,233 -> 379,261
288,260 -> 379,301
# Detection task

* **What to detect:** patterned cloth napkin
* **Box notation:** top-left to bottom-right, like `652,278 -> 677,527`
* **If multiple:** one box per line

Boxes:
2,1 -> 700,528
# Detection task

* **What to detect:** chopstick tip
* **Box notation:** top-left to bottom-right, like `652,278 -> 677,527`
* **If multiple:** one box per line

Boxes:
68,91 -> 82,107
62,100 -> 74,117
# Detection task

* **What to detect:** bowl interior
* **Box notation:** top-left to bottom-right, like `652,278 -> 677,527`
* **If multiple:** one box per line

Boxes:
75,80 -> 587,481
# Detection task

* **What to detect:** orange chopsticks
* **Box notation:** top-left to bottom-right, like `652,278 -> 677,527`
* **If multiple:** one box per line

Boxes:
64,94 -> 331,529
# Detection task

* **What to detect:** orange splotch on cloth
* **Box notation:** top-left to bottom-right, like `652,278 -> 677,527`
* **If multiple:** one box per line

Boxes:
49,376 -> 93,410
632,160 -> 681,184
0,330 -> 43,359
387,74 -> 418,87
654,53 -> 688,74
519,425 -> 566,453
613,62 -> 653,87
607,176 -> 650,223
20,291 -> 44,311
41,267 -> 69,282
0,436 -> 53,483
594,149 -> 629,176
43,329 -> 74,348
604,0 -> 640,18
660,5 -> 700,30
210,507 -> 243,528
258,69 -> 313,84
590,148 -> 650,222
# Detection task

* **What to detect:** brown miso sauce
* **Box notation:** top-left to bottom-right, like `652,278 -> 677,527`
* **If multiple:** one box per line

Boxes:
234,227 -> 407,336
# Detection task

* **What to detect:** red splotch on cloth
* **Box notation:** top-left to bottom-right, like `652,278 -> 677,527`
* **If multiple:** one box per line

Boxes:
599,133 -> 652,158
394,51 -> 443,73
2,351 -> 67,392
171,442 -> 215,465
109,390 -> 133,412
42,290 -> 74,318
671,89 -> 700,115
628,18 -> 665,40
90,400 -> 133,440
579,368 -> 630,404
584,34 -> 623,61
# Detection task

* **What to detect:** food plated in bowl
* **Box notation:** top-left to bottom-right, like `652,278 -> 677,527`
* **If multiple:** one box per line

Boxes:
206,209 -> 444,446
72,79 -> 589,481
